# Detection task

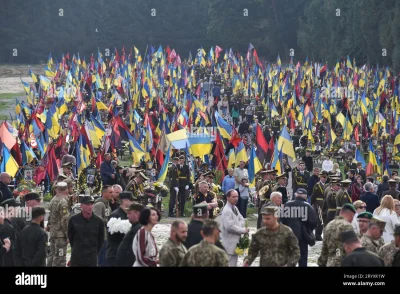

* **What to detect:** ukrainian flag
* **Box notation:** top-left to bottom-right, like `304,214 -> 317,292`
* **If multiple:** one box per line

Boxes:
44,65 -> 55,78
39,75 -> 51,90
0,144 -> 19,177
248,146 -> 262,187
235,141 -> 248,167
188,134 -> 213,157
277,126 -> 296,159
127,131 -> 145,164
215,111 -> 232,140
157,146 -> 171,183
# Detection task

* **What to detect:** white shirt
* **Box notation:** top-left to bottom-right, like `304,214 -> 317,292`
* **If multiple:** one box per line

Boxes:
322,160 -> 333,172
373,208 -> 400,243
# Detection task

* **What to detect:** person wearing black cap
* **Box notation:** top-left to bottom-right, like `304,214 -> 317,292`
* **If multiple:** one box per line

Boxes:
301,149 -> 313,172
68,196 -> 105,267
318,203 -> 356,267
14,207 -> 47,267
311,171 -> 328,241
340,230 -> 384,267
168,157 -> 179,217
0,198 -> 18,266
115,203 -> 145,267
106,191 -> 134,266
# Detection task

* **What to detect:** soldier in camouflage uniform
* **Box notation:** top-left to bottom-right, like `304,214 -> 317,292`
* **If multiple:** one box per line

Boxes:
356,211 -> 373,238
335,179 -> 352,216
244,206 -> 300,267
159,220 -> 188,267
318,203 -> 356,267
360,217 -> 386,254
180,220 -> 228,267
47,182 -> 70,267
378,224 -> 400,266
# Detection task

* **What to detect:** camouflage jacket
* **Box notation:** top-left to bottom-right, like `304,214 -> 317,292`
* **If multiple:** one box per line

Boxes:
159,238 -> 188,267
378,241 -> 399,266
318,216 -> 354,267
48,195 -> 69,238
361,234 -> 385,254
180,240 -> 228,267
245,224 -> 300,267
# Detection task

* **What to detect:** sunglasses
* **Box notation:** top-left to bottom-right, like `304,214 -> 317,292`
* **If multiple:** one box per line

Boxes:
359,206 -> 367,209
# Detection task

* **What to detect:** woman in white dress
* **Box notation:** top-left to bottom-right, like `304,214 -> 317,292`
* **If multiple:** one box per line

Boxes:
373,195 -> 400,243
132,207 -> 161,267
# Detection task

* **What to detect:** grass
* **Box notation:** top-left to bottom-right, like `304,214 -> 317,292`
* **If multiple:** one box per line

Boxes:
0,114 -> 8,121
0,92 -> 24,100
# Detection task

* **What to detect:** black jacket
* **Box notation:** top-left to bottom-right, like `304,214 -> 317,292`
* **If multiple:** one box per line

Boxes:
301,155 -> 313,172
0,219 -> 16,266
281,197 -> 318,243
106,207 -> 128,266
341,248 -> 384,267
183,219 -> 225,251
0,225 -> 7,267
68,213 -> 105,267
381,189 -> 400,201
360,192 -> 380,214
307,175 -> 319,196
115,222 -> 142,267
15,223 -> 47,267
177,164 -> 190,187
377,182 -> 389,199
0,182 -> 12,201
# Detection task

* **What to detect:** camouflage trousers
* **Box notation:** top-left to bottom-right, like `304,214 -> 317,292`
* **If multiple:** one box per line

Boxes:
47,237 -> 67,267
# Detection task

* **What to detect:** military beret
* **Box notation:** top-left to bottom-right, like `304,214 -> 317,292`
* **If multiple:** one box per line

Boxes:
319,171 -> 328,177
357,212 -> 373,219
394,224 -> 400,236
341,203 -> 356,214
260,205 -> 278,216
296,188 -> 308,195
57,182 -> 68,188
31,207 -> 46,219
24,192 -> 40,202
340,230 -> 359,244
0,198 -> 18,208
370,217 -> 386,231
119,191 -> 134,201
193,203 -> 208,216
80,196 -> 95,204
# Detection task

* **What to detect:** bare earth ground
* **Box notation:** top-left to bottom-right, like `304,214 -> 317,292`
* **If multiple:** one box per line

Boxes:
2,64 -> 322,267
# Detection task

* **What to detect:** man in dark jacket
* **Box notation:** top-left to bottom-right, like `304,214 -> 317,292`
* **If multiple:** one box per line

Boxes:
281,188 -> 318,267
106,191 -> 134,266
184,203 -> 225,251
0,198 -> 18,266
100,153 -> 116,185
355,162 -> 367,184
168,157 -> 179,217
15,207 -> 47,267
382,179 -> 400,200
115,203 -> 144,267
360,182 -> 381,213
307,168 -> 320,203
0,173 -> 12,201
340,230 -> 384,267
0,216 -> 11,267
302,149 -> 313,172
377,175 -> 390,199
68,196 -> 105,267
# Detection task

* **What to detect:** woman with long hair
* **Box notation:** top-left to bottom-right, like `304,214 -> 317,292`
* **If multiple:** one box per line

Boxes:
350,175 -> 364,202
394,199 -> 400,221
328,163 -> 342,180
132,207 -> 161,267
373,195 -> 400,242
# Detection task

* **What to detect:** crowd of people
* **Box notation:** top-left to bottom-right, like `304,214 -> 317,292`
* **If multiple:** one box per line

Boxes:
1,44 -> 400,267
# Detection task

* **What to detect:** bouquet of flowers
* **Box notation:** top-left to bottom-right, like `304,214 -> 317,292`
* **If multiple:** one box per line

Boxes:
153,181 -> 169,197
14,180 -> 36,199
107,218 -> 131,235
235,219 -> 250,256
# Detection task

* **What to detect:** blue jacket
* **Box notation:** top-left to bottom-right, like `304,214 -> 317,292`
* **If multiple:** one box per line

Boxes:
360,192 -> 380,213
222,175 -> 235,195
100,161 -> 115,185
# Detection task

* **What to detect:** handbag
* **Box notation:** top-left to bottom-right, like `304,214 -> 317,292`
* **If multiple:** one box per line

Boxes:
301,223 -> 316,247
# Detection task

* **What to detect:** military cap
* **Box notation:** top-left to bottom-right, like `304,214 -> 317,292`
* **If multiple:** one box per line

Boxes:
260,205 -> 278,216
298,161 -> 305,165
126,203 -> 144,212
24,192 -> 40,202
57,182 -> 68,188
179,155 -> 185,159
341,203 -> 356,214
62,162 -> 72,168
340,230 -> 359,244
193,203 -> 208,216
259,170 -> 269,174
31,207 -> 46,219
357,212 -> 373,219
0,198 -> 18,207
394,223 -> 400,236
206,171 -> 216,178
370,217 -> 386,231
388,179 -> 397,184
330,179 -> 341,185
306,148 -> 312,152
80,195 -> 95,204
296,188 -> 308,195
319,171 -> 328,177
172,157 -> 179,161
134,169 -> 144,174
119,191 -> 134,201
341,179 -> 352,185
276,173 -> 287,180
137,172 -> 149,181
57,174 -> 68,180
